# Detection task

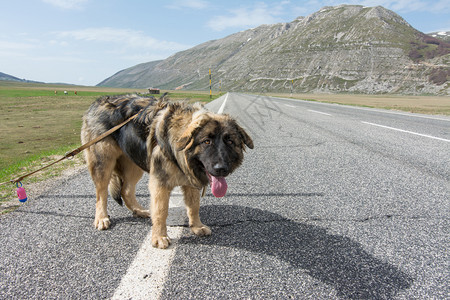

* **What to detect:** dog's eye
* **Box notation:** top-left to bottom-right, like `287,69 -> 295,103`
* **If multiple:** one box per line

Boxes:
227,139 -> 234,145
203,139 -> 211,145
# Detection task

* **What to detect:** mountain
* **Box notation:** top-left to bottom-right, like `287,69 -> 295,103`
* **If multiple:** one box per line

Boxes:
0,72 -> 25,82
0,72 -> 43,84
98,5 -> 450,95
97,60 -> 163,88
429,31 -> 450,43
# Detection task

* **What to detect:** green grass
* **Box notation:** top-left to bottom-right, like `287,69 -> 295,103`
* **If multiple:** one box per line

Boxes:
0,94 -> 95,172
0,144 -> 79,181
0,88 -> 117,98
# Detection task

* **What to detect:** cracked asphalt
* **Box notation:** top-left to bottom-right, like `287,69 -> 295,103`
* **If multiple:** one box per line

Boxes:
0,93 -> 448,299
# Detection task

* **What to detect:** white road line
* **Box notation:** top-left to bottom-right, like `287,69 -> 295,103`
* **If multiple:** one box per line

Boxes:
217,92 -> 229,114
362,121 -> 450,143
111,227 -> 183,300
112,190 -> 185,300
308,109 -> 332,116
284,104 -> 296,108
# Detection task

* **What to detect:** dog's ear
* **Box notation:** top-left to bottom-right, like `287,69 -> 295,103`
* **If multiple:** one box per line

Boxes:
176,133 -> 195,151
236,124 -> 254,149
177,112 -> 210,151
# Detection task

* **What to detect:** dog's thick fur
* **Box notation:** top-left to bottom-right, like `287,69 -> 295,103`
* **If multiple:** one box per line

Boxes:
81,94 -> 253,248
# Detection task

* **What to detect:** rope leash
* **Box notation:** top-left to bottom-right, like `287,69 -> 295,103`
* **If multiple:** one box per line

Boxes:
0,111 -> 141,187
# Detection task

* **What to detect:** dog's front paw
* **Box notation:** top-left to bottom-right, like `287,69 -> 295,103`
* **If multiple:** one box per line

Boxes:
191,225 -> 212,236
152,235 -> 171,249
133,209 -> 151,218
94,217 -> 111,230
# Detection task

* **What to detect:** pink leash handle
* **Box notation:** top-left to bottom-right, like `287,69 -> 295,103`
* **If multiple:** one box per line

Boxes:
16,182 -> 28,203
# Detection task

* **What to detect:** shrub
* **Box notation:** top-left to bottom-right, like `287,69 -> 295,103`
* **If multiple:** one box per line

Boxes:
429,68 -> 450,85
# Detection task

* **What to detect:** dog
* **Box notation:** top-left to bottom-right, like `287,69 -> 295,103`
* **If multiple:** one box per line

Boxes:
81,94 -> 253,248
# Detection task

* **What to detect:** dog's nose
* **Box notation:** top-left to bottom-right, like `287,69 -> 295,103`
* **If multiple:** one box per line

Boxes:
213,163 -> 229,176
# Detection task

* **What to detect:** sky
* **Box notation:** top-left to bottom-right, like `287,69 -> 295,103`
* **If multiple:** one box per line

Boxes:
1,0 -> 449,86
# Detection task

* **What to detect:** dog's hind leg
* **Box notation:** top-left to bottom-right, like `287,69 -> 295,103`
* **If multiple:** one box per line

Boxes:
89,159 -> 115,230
182,185 -> 211,236
84,140 -> 119,230
116,155 -> 150,218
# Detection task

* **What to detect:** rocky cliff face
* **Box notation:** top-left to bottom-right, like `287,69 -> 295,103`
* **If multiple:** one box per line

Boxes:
98,5 -> 449,95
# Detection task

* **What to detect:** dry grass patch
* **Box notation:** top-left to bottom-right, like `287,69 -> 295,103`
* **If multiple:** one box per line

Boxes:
267,93 -> 450,115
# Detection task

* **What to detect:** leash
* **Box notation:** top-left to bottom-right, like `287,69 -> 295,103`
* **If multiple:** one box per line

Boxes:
0,111 -> 141,186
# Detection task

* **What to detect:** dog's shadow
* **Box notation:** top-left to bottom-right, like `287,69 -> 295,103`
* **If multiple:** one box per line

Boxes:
177,205 -> 413,299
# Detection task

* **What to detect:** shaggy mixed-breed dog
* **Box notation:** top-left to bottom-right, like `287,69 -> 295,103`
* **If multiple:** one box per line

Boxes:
81,94 -> 253,248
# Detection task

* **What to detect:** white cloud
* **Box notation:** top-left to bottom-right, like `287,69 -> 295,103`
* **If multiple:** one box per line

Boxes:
49,40 -> 69,47
207,2 -> 284,31
55,27 -> 190,52
0,40 -> 37,51
42,0 -> 88,10
166,0 -> 209,10
28,55 -> 93,63
385,0 -> 450,13
307,0 -> 450,13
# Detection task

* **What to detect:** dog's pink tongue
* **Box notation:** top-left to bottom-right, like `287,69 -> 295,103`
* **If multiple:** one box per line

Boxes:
210,175 -> 228,198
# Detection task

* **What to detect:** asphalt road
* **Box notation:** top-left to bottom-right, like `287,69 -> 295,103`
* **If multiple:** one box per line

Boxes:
1,93 -> 448,299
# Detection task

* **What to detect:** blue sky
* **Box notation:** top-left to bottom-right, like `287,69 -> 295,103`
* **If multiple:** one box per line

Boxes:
1,0 -> 449,86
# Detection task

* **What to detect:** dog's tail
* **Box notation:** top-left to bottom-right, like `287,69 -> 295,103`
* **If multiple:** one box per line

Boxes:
109,173 -> 123,206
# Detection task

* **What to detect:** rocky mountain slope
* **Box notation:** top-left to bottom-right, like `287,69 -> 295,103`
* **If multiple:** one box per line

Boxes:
97,60 -> 162,88
98,5 -> 449,95
430,31 -> 450,43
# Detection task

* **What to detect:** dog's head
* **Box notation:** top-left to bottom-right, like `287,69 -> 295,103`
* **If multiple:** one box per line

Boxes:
177,111 -> 253,197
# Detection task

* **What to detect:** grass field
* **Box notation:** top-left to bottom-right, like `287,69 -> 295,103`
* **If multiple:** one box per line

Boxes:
0,81 -> 448,207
